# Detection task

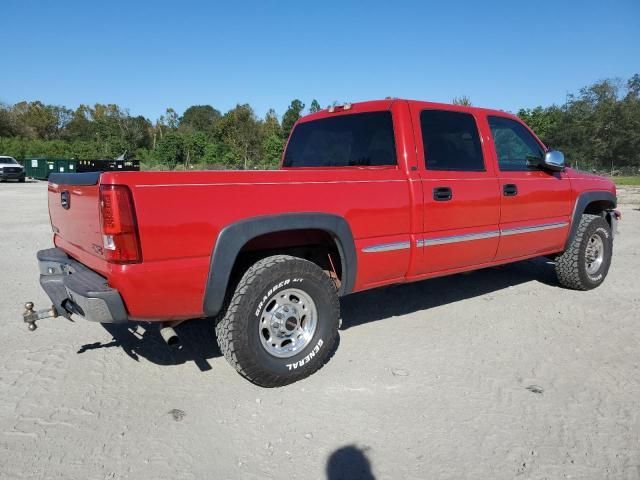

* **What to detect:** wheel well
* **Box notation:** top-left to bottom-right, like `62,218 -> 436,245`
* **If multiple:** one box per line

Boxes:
583,200 -> 615,227
228,229 -> 343,290
584,200 -> 614,215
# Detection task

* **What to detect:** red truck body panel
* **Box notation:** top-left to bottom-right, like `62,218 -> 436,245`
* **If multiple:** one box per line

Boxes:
46,99 -> 616,321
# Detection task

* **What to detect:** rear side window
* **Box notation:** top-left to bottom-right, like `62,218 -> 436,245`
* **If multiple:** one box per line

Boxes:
420,110 -> 484,171
283,112 -> 396,167
488,116 -> 545,171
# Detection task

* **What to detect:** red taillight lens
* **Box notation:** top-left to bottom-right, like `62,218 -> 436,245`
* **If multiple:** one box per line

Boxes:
99,185 -> 142,263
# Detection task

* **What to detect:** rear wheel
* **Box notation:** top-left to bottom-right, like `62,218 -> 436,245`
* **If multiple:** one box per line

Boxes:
555,214 -> 613,290
215,255 -> 340,387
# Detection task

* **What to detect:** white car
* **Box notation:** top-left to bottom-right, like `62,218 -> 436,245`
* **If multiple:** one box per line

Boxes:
0,156 -> 26,182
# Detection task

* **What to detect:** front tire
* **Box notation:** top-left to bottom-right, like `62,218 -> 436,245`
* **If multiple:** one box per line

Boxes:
555,214 -> 613,290
215,255 -> 340,387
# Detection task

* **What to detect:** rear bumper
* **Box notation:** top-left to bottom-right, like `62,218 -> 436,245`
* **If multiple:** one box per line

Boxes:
38,248 -> 128,323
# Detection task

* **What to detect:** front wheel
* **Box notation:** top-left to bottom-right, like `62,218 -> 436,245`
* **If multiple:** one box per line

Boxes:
555,214 -> 613,290
215,255 -> 340,387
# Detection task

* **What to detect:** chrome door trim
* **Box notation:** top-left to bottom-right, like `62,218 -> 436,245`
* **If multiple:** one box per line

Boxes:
500,221 -> 568,236
417,230 -> 500,247
414,221 -> 569,248
361,241 -> 411,253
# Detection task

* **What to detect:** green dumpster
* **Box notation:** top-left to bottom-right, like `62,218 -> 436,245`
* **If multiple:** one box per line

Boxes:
22,158 -> 77,180
53,159 -> 77,175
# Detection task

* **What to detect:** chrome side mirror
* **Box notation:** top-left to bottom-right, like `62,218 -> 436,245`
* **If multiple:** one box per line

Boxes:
543,150 -> 565,171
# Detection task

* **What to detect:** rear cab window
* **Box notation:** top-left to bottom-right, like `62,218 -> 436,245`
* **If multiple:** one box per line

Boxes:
420,110 -> 485,172
283,112 -> 397,167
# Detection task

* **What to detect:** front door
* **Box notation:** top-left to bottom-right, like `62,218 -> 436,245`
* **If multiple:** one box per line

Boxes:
410,105 -> 501,275
487,115 -> 572,260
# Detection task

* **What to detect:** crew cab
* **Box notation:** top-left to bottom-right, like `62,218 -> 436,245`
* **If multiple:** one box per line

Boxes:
27,99 -> 619,387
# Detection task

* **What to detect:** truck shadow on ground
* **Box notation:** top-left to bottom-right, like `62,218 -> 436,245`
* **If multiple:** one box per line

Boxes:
340,257 -> 558,329
77,317 -> 221,372
77,257 -> 557,369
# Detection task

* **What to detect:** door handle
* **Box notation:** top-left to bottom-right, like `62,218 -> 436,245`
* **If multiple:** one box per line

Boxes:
433,186 -> 452,201
503,184 -> 518,196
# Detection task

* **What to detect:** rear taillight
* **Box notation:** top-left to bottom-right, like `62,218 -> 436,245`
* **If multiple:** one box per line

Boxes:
99,185 -> 142,263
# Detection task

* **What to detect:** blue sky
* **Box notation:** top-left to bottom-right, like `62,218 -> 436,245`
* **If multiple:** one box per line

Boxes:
2,0 -> 639,121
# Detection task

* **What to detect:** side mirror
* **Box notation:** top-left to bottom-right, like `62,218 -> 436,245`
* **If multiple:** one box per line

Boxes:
543,150 -> 564,171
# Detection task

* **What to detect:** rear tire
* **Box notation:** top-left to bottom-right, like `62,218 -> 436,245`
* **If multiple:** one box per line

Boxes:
555,214 -> 612,290
215,255 -> 340,387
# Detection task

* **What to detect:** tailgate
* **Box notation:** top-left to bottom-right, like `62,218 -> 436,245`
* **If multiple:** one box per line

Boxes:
47,172 -> 105,265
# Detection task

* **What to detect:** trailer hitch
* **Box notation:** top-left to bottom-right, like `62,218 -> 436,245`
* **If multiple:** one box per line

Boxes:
22,302 -> 59,331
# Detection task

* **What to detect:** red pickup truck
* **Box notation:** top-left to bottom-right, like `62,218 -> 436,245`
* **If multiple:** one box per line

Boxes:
27,99 -> 619,387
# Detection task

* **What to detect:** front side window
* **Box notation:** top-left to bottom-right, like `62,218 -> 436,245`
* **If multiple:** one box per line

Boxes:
488,116 -> 544,171
283,112 -> 396,167
420,110 -> 484,171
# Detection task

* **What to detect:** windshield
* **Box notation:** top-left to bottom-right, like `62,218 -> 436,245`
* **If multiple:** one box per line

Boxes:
0,157 -> 18,164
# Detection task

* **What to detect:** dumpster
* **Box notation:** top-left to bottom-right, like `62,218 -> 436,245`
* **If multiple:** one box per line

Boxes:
76,159 -> 140,173
21,158 -> 138,179
21,158 -> 77,180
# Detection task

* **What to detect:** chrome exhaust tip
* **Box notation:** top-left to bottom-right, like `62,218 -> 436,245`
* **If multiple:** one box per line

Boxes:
159,324 -> 181,348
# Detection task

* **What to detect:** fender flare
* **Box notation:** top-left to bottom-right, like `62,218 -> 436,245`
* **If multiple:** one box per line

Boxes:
202,213 -> 357,317
565,190 -> 617,250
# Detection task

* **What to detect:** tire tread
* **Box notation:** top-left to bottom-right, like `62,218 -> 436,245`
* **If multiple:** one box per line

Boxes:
555,214 -> 609,290
215,255 -> 339,387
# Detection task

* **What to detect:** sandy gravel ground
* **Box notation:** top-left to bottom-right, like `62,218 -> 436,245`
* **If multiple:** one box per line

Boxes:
0,181 -> 638,480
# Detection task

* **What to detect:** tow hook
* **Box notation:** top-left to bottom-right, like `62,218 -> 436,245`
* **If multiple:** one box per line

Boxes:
22,302 -> 59,331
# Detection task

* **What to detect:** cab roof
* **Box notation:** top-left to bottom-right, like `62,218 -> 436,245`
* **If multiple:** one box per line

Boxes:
299,98 -> 518,123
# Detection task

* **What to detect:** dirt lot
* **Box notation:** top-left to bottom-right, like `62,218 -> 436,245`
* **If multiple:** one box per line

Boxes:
1,181 -> 638,480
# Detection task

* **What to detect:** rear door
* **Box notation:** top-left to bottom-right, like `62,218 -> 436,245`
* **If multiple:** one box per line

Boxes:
410,104 -> 501,275
487,115 -> 572,260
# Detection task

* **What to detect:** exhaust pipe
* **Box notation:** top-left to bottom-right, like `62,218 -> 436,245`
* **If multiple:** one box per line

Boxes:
159,323 -> 181,348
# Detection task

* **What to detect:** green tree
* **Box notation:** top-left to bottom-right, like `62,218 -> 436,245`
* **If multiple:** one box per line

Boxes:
11,101 -> 70,139
0,103 -> 15,137
282,99 -> 305,139
215,104 -> 262,169
180,105 -> 221,135
65,105 -> 95,141
309,99 -> 322,113
154,132 -> 185,165
183,131 -> 207,165
452,95 -> 472,106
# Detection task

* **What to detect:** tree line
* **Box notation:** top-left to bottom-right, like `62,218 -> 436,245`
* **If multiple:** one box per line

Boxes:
517,74 -> 640,174
1,75 -> 638,173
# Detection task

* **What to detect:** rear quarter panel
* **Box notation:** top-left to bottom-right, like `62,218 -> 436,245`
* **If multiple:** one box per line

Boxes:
102,167 -> 413,319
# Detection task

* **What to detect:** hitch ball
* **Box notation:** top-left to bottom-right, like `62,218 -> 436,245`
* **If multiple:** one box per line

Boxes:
22,302 -> 58,331
23,302 -> 37,331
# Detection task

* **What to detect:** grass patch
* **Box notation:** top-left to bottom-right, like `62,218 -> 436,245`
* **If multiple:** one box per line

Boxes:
613,176 -> 640,186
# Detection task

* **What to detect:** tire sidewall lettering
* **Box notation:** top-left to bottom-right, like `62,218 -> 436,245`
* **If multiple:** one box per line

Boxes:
286,338 -> 324,371
253,277 -> 306,317
254,278 -> 292,317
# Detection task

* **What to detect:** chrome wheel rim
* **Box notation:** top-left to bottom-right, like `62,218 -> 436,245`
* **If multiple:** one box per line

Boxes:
258,288 -> 317,358
585,233 -> 604,275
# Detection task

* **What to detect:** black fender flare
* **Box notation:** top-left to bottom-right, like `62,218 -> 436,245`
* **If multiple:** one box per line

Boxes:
202,213 -> 357,317
565,190 -> 617,250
